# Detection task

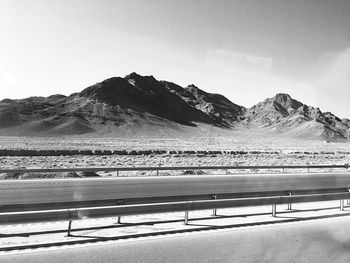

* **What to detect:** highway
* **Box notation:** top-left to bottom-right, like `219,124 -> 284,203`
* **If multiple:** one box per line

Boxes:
1,172 -> 350,261
2,215 -> 350,263
1,172 -> 350,206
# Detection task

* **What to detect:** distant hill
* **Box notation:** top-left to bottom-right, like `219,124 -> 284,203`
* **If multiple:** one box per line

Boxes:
243,93 -> 350,140
0,73 -> 348,141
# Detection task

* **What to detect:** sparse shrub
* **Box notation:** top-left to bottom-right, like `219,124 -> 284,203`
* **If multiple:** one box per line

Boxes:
77,172 -> 100,177
184,151 -> 195,154
0,172 -> 24,179
182,170 -> 206,175
79,150 -> 94,155
113,150 -> 128,155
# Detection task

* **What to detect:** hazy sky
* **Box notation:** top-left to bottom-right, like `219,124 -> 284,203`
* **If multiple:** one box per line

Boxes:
1,0 -> 350,117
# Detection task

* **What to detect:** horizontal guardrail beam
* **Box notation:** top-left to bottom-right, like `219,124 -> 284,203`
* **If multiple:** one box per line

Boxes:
0,188 -> 347,213
0,164 -> 348,174
0,192 -> 349,225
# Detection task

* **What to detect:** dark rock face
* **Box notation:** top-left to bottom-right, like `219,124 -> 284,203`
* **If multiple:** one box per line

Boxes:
0,74 -> 348,140
164,83 -> 244,125
78,73 -> 220,126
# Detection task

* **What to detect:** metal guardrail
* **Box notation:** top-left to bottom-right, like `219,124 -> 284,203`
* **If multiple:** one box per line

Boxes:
0,192 -> 349,225
0,164 -> 349,174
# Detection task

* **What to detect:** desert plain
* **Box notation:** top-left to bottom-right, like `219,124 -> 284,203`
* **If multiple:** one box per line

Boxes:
1,133 -> 350,179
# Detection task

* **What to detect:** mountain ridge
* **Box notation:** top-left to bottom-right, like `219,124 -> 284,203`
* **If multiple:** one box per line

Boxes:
0,73 -> 348,141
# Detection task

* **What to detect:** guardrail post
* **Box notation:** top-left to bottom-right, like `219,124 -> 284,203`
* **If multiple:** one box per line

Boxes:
117,170 -> 119,177
67,220 -> 72,236
212,194 -> 217,216
66,209 -> 73,236
340,200 -> 345,211
287,192 -> 292,210
184,210 -> 189,225
156,164 -> 161,176
272,204 -> 277,217
116,200 -> 123,224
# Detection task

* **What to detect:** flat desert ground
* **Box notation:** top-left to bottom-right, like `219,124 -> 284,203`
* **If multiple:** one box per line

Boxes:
0,134 -> 350,179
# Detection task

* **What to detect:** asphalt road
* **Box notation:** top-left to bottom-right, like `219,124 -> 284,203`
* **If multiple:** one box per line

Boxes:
2,216 -> 350,263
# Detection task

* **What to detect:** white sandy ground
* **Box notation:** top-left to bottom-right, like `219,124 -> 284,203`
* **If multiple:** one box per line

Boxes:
3,212 -> 350,263
1,153 -> 350,169
0,200 -> 349,254
1,154 -> 350,180
0,134 -> 350,152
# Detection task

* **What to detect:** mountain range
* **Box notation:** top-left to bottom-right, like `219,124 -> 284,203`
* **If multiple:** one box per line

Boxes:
0,72 -> 349,141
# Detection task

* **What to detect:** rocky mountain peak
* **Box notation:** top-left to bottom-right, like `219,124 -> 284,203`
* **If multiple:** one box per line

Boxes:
245,93 -> 349,140
274,93 -> 292,101
185,84 -> 207,97
272,93 -> 303,112
124,72 -> 157,84
124,72 -> 141,79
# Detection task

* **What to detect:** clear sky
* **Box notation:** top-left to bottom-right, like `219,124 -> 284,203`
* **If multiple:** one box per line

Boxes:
1,0 -> 350,117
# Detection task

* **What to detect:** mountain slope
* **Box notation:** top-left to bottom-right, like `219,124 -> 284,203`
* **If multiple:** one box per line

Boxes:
163,82 -> 245,125
0,95 -> 67,128
244,93 -> 350,140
